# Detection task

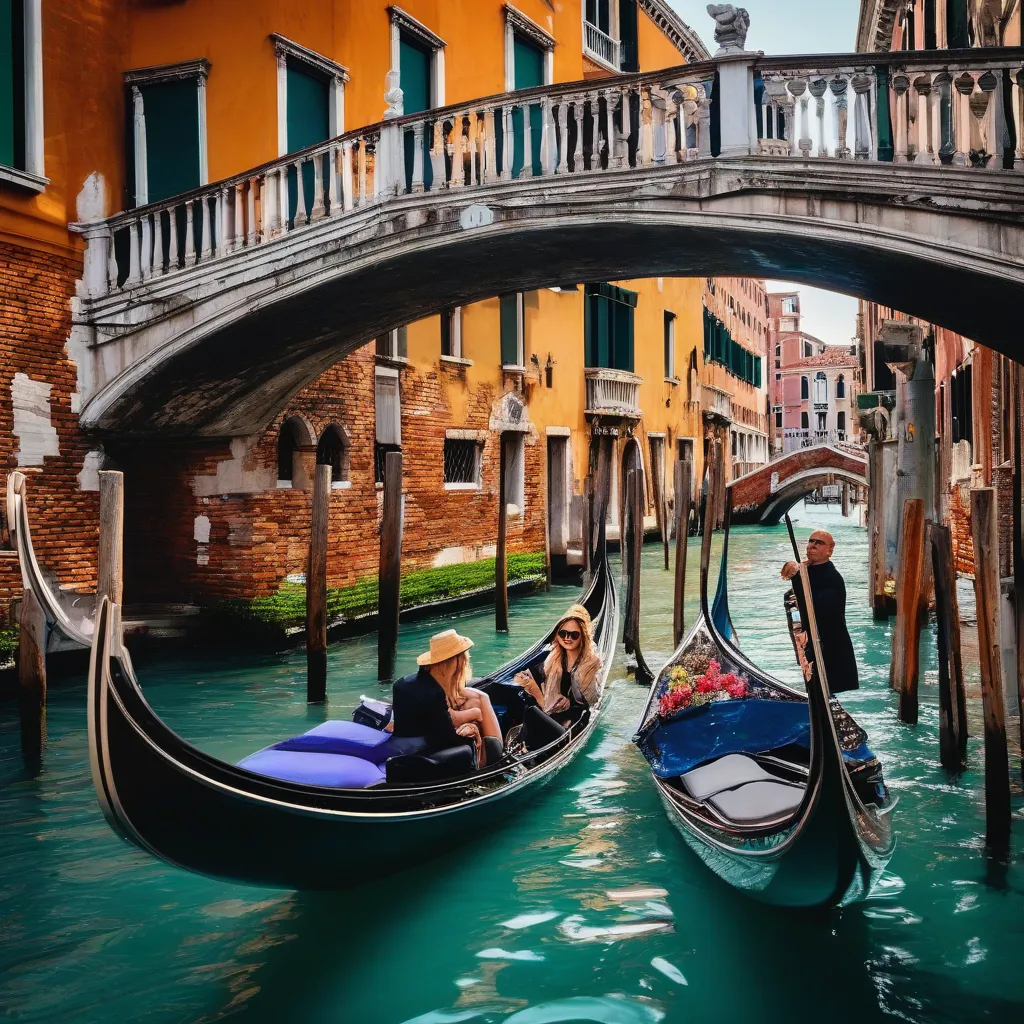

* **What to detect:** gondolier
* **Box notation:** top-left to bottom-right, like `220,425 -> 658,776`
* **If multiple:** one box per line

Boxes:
781,530 -> 859,693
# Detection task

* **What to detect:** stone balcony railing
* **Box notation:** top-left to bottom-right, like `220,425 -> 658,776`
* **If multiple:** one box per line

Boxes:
585,367 -> 642,419
702,384 -> 733,423
72,47 -> 1024,303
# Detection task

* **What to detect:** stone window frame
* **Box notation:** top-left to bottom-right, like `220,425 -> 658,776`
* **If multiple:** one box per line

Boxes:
503,431 -> 527,514
276,413 -> 316,490
124,58 -> 211,208
663,310 -> 677,382
504,4 -> 556,92
0,0 -> 45,192
271,34 -> 349,158
501,292 -> 527,372
316,422 -> 352,490
443,429 -> 487,491
388,5 -> 446,110
441,307 -> 473,366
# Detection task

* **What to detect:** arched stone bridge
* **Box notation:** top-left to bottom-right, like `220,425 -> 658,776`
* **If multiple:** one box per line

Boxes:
69,46 -> 1024,438
729,445 -> 869,526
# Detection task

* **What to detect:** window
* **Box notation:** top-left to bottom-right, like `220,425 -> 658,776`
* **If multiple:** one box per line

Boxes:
444,437 -> 482,488
801,411 -> 809,429
375,443 -> 401,485
663,311 -> 676,379
125,60 -> 210,207
441,307 -> 463,359
816,412 -> 827,432
377,326 -> 408,361
814,372 -> 827,404
837,411 -> 846,437
800,375 -> 809,400
277,415 -> 313,487
0,0 -> 44,189
500,293 -> 525,368
950,363 -> 974,447
505,5 -> 554,91
782,296 -> 797,315
390,6 -> 445,107
503,433 -> 526,510
835,374 -> 846,399
316,424 -> 350,486
775,408 -> 783,429
583,0 -> 620,68
375,367 -> 402,484
585,284 -> 636,372
803,341 -> 813,358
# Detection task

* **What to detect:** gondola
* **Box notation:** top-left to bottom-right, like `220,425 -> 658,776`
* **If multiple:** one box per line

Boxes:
633,479 -> 894,908
87,535 -> 618,890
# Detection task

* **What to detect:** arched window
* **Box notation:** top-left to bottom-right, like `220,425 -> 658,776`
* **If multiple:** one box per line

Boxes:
277,416 -> 313,485
837,411 -> 846,437
800,375 -> 809,400
814,372 -> 827,404
801,411 -> 809,429
316,424 -> 349,485
835,374 -> 846,399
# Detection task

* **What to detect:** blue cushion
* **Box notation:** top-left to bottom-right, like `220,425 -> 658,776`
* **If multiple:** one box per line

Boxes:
238,749 -> 385,789
274,720 -> 427,763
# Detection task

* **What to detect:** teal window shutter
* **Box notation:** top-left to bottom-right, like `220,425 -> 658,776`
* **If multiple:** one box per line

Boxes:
140,80 -> 202,204
399,35 -> 431,114
286,62 -> 330,225
0,0 -> 21,170
754,356 -> 762,388
614,299 -> 634,372
500,294 -> 520,365
512,35 -> 544,177
513,36 -> 545,89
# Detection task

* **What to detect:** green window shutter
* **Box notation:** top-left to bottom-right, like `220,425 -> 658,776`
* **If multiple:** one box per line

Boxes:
511,36 -> 544,178
613,299 -> 634,372
513,36 -> 544,90
287,63 -> 329,151
500,294 -> 520,365
400,35 -> 431,114
754,356 -> 762,388
142,80 -> 201,204
0,0 -> 20,170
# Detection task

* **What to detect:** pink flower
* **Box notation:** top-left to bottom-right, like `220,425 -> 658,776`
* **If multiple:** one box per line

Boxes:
726,680 -> 748,698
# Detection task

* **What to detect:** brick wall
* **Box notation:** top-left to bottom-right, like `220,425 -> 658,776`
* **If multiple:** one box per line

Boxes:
0,241 -> 98,621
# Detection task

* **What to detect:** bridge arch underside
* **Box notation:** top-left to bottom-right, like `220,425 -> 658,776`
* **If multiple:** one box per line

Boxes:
82,167 -> 1024,438
737,469 -> 869,527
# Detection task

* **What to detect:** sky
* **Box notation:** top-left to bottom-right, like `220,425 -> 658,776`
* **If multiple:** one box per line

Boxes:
670,1 -> 862,346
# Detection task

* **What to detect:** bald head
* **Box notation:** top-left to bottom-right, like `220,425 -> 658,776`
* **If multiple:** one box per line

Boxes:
806,530 -> 835,565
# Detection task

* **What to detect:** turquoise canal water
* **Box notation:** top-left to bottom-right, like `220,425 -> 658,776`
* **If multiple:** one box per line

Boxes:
2,504 -> 1023,1023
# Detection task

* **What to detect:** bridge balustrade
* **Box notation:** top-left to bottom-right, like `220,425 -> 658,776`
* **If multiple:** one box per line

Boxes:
73,48 -> 1024,306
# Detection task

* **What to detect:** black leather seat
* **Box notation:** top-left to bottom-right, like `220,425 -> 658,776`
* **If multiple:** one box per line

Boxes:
521,706 -> 568,751
385,743 -> 476,784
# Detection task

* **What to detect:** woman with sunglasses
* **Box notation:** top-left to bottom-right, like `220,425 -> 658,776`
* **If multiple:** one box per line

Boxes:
514,604 -> 602,719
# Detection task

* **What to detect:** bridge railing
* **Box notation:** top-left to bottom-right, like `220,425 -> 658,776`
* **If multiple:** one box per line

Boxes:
753,48 -> 1024,168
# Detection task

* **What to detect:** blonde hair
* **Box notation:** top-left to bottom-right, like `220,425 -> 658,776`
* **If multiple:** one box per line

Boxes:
434,651 -> 473,708
541,605 -> 602,709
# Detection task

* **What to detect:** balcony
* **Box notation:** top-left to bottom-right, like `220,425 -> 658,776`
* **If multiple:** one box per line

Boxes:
585,367 -> 641,419
702,385 -> 733,424
583,20 -> 620,70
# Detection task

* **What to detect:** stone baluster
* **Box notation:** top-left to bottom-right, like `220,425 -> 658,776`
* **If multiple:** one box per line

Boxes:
126,220 -> 142,287
555,100 -> 570,173
830,75 -> 851,159
785,80 -> 806,156
247,178 -> 259,242
602,89 -> 617,169
664,89 -> 682,164
651,89 -> 668,165
484,108 -> 498,183
954,72 -> 978,167
913,74 -> 935,164
501,106 -> 514,181
808,78 -> 828,157
140,214 -> 154,281
1013,68 -> 1024,169
852,73 -> 874,159
760,82 -> 772,150
620,86 -> 633,167
474,112 -> 486,185
217,186 -> 229,256
358,140 -> 368,205
427,123 -> 444,190
538,97 -> 555,176
933,72 -> 953,163
891,73 -> 910,162
310,150 -> 327,220
293,161 -> 306,227
410,121 -> 426,193
638,87 -> 654,166
521,102 -> 534,178
152,210 -> 164,275
232,181 -> 244,247
973,71 -> 1000,168
183,198 -> 196,267
274,165 -> 287,234
369,138 -> 381,202
166,205 -> 179,270
697,83 -> 712,160
106,229 -> 119,291
450,115 -> 467,188
199,197 -> 213,260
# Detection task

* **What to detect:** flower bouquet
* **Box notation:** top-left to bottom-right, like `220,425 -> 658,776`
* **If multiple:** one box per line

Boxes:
657,659 -> 748,718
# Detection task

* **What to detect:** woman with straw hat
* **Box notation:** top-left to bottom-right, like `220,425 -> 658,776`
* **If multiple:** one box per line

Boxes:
514,604 -> 602,720
392,629 -> 503,767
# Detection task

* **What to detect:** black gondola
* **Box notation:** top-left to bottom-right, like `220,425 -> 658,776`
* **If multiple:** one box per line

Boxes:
87,542 -> 618,890
633,480 -> 894,908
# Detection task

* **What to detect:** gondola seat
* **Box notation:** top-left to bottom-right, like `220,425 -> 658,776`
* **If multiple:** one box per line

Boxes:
681,753 -> 804,825
385,742 -> 477,784
273,720 -> 427,763
238,749 -> 386,788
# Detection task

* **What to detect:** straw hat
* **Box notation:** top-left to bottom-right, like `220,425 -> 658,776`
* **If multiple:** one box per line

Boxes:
417,628 -> 474,666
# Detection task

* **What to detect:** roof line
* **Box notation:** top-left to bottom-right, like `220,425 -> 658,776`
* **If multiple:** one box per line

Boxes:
639,0 -> 713,63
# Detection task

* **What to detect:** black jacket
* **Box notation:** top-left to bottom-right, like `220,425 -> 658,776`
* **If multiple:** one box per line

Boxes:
791,559 -> 859,693
391,669 -> 469,752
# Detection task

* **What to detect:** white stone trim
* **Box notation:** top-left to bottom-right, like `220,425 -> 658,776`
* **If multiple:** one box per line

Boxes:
271,35 -> 349,156
197,77 -> 208,185
446,428 -> 488,441
444,482 -> 481,491
637,0 -> 711,62
131,87 -> 148,207
546,426 -> 572,437
504,4 -> 556,91
124,58 -> 211,87
0,165 -> 47,192
388,6 -> 446,109
270,35 -> 350,84
647,431 -> 667,439
23,0 -> 44,181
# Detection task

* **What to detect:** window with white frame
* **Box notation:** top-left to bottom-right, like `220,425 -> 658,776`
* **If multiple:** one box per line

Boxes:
663,311 -> 676,380
377,326 -> 408,362
443,431 -> 483,489
503,432 -> 526,511
389,5 -> 446,111
272,35 -> 347,158
583,0 -> 620,69
375,367 -> 402,485
504,4 -> 555,91
125,60 -> 210,208
835,374 -> 846,399
500,293 -> 525,369
316,423 -> 351,487
782,296 -> 798,315
441,307 -> 464,360
814,372 -> 827,405
0,0 -> 43,190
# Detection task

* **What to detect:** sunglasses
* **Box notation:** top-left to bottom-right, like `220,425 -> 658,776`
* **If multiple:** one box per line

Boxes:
557,629 -> 581,641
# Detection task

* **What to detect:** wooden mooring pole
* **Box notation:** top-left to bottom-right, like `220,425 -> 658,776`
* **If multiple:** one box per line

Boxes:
496,438 -> 509,633
891,498 -> 925,723
581,474 -> 593,583
1013,359 -> 1024,778
931,523 -> 968,771
377,451 -> 404,682
651,452 -> 669,570
971,487 -> 1012,851
97,470 -> 124,609
17,587 -> 46,766
868,441 -> 888,619
307,462 -> 331,702
673,459 -> 692,647
623,468 -> 639,653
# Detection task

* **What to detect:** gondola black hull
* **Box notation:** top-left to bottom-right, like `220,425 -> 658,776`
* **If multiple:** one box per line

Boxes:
89,558 -> 617,891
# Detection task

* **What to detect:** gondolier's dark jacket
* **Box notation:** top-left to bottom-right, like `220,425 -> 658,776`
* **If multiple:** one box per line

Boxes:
392,669 -> 472,753
791,559 -> 859,693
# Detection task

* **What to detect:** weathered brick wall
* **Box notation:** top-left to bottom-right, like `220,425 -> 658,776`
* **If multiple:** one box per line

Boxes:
0,241 -> 98,621
120,346 -> 545,605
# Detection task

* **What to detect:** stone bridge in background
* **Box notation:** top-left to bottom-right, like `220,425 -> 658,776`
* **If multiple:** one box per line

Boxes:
69,46 -> 1024,439
729,445 -> 869,525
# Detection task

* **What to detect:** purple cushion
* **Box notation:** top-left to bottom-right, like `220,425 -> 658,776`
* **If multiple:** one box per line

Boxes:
238,749 -> 385,789
274,720 -> 427,764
